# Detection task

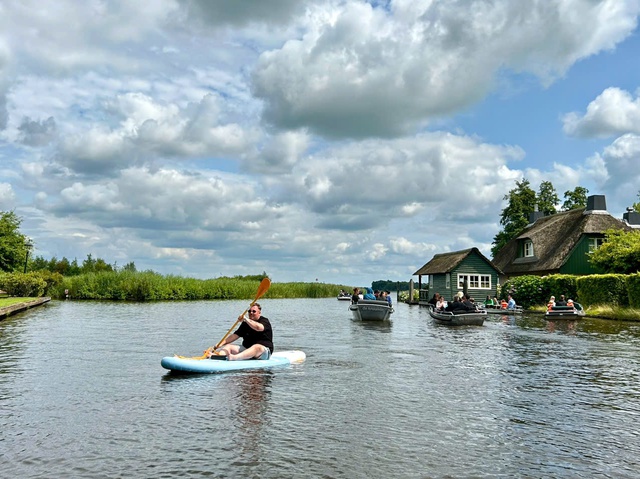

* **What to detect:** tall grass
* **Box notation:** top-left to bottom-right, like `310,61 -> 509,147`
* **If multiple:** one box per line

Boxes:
51,271 -> 353,301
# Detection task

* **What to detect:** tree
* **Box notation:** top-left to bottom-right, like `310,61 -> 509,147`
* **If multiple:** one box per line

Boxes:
536,181 -> 559,215
633,190 -> 640,213
561,186 -> 589,211
491,178 -> 536,257
589,229 -> 640,274
0,211 -> 30,272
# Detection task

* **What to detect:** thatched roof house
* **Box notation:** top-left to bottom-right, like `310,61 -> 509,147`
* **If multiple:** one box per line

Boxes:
413,247 -> 501,304
492,195 -> 635,278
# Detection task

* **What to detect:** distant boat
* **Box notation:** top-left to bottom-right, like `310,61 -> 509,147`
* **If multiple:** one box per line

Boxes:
337,294 -> 352,301
349,300 -> 394,321
481,305 -> 524,315
546,303 -> 585,318
428,307 -> 486,326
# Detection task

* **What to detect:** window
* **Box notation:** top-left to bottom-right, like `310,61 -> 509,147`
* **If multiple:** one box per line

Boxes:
524,240 -> 534,257
457,274 -> 491,290
429,274 -> 433,288
445,273 -> 450,289
588,237 -> 604,252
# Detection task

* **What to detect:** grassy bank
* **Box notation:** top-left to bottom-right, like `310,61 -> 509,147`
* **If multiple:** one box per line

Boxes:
0,297 -> 35,308
528,304 -> 640,321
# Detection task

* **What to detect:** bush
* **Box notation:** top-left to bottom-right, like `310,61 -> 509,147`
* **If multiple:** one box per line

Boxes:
576,274 -> 628,307
627,274 -> 640,308
0,272 -> 47,297
500,275 -> 547,308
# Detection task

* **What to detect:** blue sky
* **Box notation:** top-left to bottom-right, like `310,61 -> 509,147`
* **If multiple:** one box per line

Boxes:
1,0 -> 640,286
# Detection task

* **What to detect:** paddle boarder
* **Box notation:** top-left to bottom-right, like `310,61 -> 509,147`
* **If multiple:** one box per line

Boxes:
208,303 -> 274,361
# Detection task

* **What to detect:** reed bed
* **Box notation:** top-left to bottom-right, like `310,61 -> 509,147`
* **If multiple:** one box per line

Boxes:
51,271 -> 353,301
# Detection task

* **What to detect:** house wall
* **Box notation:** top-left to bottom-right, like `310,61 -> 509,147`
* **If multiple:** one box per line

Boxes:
559,235 -> 605,275
450,254 -> 499,302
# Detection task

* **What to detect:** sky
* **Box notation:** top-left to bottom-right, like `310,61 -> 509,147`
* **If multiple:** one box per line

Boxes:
2,0 -> 640,287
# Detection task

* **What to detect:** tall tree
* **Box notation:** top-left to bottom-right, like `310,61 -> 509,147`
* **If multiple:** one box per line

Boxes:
536,181 -> 559,215
0,211 -> 30,272
561,186 -> 589,211
491,178 -> 536,257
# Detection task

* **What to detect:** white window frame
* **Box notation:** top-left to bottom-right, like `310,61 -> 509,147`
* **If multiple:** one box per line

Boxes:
524,240 -> 534,257
445,273 -> 450,289
588,237 -> 604,252
457,274 -> 491,290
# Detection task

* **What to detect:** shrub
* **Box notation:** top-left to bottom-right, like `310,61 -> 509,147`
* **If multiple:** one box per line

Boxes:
576,274 -> 628,307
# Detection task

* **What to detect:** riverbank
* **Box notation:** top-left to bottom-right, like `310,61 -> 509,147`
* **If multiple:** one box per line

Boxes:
0,297 -> 51,319
527,304 -> 640,321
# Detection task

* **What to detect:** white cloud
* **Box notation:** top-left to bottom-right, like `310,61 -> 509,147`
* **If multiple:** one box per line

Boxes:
563,87 -> 640,138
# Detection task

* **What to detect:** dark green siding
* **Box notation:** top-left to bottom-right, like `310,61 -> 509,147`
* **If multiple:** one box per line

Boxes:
560,235 -> 605,275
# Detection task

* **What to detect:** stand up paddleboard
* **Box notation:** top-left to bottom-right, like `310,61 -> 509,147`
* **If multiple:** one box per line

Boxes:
161,350 -> 306,374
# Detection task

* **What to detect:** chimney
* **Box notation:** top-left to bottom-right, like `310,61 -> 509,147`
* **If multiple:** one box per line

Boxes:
585,195 -> 606,212
528,203 -> 545,224
623,207 -> 640,227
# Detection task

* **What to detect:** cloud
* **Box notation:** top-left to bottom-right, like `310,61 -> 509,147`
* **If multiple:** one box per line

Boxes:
17,116 -> 57,146
253,0 -> 639,138
563,87 -> 640,138
0,182 -> 16,209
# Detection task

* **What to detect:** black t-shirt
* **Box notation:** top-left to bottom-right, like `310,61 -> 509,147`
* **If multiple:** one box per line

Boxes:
234,316 -> 274,353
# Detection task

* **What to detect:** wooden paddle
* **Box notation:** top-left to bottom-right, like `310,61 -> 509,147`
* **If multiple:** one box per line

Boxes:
177,277 -> 271,360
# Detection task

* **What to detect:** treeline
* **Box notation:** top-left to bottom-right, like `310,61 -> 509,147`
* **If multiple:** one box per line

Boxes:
371,280 -> 412,292
29,254 -> 136,276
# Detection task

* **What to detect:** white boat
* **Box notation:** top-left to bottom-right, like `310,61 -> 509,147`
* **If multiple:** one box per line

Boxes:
429,307 -> 486,326
545,303 -> 585,318
337,295 -> 352,301
481,305 -> 524,315
349,300 -> 394,321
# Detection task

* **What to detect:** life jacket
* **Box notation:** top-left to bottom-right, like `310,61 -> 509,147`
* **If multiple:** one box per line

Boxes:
547,301 -> 555,311
500,300 -> 507,310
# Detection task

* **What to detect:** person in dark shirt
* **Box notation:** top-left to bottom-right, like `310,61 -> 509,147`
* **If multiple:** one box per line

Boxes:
208,303 -> 273,361
555,295 -> 568,307
351,287 -> 360,304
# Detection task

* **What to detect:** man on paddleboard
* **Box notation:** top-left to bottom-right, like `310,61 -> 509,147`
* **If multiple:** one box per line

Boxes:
208,303 -> 274,361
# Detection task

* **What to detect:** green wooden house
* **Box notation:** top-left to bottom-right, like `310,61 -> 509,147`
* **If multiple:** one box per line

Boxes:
413,247 -> 502,306
492,195 -> 637,279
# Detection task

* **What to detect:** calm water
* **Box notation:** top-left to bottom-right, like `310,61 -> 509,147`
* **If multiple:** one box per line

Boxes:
1,298 -> 640,478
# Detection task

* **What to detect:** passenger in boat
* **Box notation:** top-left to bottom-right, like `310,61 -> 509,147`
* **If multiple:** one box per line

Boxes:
462,294 -> 479,311
567,298 -> 574,308
363,287 -> 376,300
484,295 -> 494,307
351,287 -> 360,304
445,296 -> 465,312
385,290 -> 393,307
555,295 -> 567,307
507,294 -> 517,310
547,296 -> 556,311
428,293 -> 439,307
500,298 -> 508,310
208,303 -> 274,361
436,294 -> 447,310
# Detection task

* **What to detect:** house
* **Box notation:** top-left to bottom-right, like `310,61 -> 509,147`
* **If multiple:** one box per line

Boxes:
492,194 -> 638,280
413,247 -> 502,306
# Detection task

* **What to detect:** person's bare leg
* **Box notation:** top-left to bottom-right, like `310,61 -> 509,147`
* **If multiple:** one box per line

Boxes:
228,344 -> 267,361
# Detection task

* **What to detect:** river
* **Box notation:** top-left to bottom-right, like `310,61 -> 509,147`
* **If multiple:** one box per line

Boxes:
1,298 -> 640,478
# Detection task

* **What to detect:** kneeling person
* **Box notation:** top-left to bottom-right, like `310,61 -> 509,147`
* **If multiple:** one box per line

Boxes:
209,303 -> 274,361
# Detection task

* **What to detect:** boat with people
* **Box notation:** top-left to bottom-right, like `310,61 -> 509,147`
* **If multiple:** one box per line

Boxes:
481,305 -> 524,315
349,300 -> 394,321
428,307 -> 487,326
337,294 -> 352,301
161,350 -> 306,374
545,303 -> 585,318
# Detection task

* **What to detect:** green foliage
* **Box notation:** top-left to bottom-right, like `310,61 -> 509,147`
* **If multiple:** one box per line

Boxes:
588,229 -> 640,274
500,275 -> 548,308
627,274 -> 640,308
0,211 -> 30,272
492,178 -> 536,257
543,274 -> 577,302
372,280 -> 411,291
0,272 -> 47,297
561,186 -> 589,211
576,274 -> 628,307
537,181 -> 559,215
633,190 -> 640,213
49,271 -> 348,301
